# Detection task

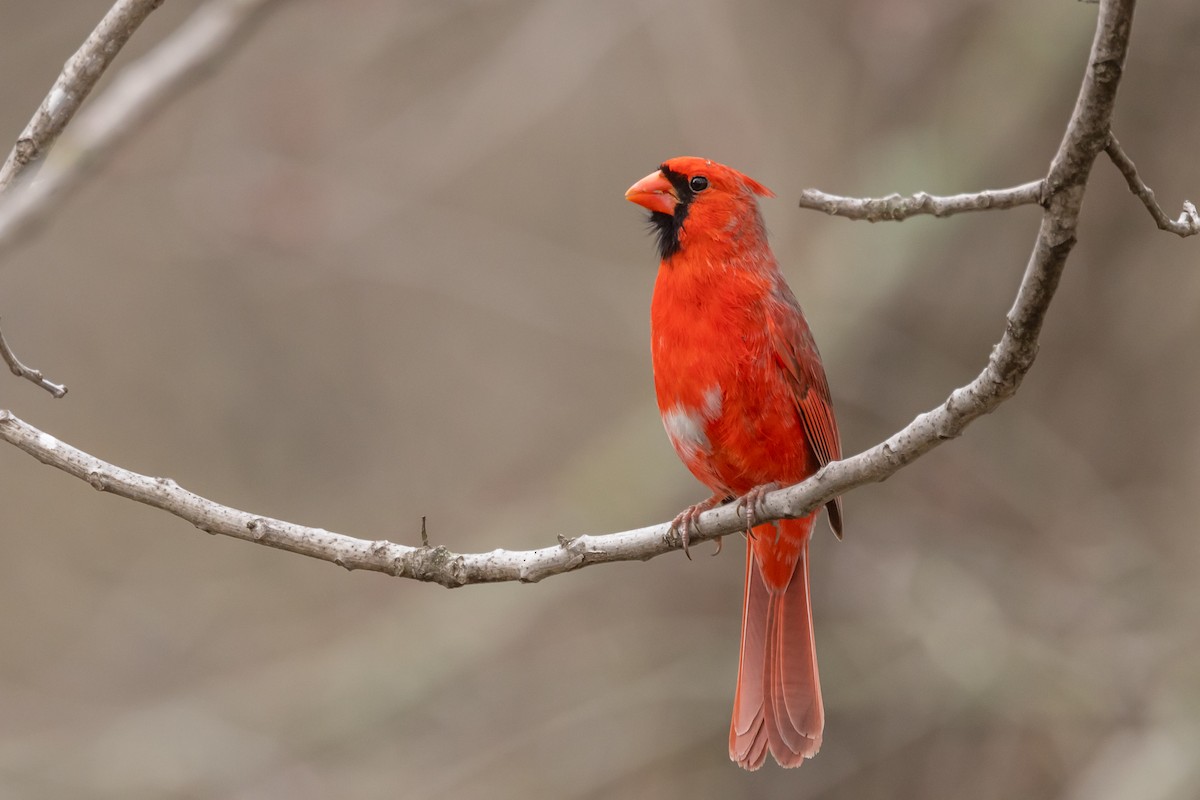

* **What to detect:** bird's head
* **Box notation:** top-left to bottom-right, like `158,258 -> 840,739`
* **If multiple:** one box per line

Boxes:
625,156 -> 774,261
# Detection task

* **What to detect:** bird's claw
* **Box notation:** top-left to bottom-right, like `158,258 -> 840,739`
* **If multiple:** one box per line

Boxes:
670,506 -> 701,560
737,482 -> 781,538
670,495 -> 725,560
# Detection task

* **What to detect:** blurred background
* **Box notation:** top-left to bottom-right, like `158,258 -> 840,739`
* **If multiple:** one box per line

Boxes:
0,0 -> 1198,797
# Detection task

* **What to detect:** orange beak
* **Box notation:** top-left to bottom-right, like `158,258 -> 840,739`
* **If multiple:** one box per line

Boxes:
625,169 -> 678,215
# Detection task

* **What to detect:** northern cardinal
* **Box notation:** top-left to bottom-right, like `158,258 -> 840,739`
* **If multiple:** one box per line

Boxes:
626,157 -> 843,770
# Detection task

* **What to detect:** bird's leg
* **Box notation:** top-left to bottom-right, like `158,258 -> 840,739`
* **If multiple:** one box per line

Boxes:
670,494 -> 726,560
736,482 -> 782,538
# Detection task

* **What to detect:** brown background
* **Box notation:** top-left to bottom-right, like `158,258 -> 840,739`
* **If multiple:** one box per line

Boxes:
2,0 -> 1199,797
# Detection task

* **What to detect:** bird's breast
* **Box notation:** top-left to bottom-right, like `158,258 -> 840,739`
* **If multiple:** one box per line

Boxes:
650,265 -> 813,494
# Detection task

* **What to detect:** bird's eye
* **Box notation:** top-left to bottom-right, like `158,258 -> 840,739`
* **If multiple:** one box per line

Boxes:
689,175 -> 709,192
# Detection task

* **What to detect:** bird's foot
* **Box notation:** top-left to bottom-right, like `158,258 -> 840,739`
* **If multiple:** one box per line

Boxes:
736,482 -> 782,538
670,495 -> 726,560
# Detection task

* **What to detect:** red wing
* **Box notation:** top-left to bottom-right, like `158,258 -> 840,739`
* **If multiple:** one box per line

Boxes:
766,288 -> 844,538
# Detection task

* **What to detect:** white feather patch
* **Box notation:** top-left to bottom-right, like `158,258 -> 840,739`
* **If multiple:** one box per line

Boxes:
662,384 -> 723,460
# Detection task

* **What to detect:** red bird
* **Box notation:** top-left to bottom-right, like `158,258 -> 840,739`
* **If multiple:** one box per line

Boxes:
626,157 -> 843,770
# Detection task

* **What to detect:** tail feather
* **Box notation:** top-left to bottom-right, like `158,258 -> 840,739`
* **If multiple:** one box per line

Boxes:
729,520 -> 823,770
729,542 -> 768,767
766,543 -> 823,765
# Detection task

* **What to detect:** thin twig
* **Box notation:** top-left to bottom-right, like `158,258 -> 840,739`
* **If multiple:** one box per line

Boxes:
0,0 -> 277,395
0,0 -> 1153,586
796,180 -> 1044,222
0,321 -> 67,398
1104,132 -> 1200,237
0,0 -> 166,194
0,0 -> 280,260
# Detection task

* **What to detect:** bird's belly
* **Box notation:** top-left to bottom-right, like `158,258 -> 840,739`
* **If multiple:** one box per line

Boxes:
652,286 -> 818,496
710,387 -> 814,493
658,374 -> 815,497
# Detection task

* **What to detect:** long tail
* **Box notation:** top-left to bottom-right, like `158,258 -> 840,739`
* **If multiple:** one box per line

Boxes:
728,518 -> 823,770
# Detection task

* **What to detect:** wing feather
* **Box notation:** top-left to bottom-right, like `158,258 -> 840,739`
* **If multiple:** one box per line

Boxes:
766,285 -> 844,538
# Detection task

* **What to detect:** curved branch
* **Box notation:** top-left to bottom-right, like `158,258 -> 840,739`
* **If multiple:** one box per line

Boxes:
766,0 -> 1143,529
0,0 -> 165,194
0,0 -> 279,396
796,180 -> 1044,222
0,0 -> 1153,588
0,408 -> 673,588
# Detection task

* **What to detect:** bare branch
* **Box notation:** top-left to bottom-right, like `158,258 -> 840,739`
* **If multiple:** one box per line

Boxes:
0,0 -> 280,260
0,0 -> 165,193
0,409 -> 679,588
754,0 -> 1142,528
0,320 -> 67,398
796,180 -> 1045,222
1105,132 -> 1200,237
0,0 -> 1155,587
